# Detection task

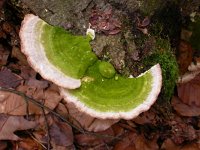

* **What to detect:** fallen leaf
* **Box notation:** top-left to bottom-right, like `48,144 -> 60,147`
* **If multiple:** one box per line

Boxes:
178,73 -> 200,106
169,115 -> 197,144
43,84 -> 62,112
0,44 -> 9,66
15,137 -> 43,150
64,102 -> 119,132
161,138 -> 181,150
134,134 -> 159,150
0,141 -> 7,149
172,96 -> 200,116
51,142 -> 75,150
2,22 -> 14,34
11,46 -> 28,65
20,66 -> 37,80
0,67 -> 22,88
49,120 -> 73,147
114,131 -> 159,150
133,110 -> 156,125
0,114 -> 37,140
26,78 -> 49,89
75,127 -> 114,148
113,132 -> 137,150
89,5 -> 121,35
161,138 -> 200,150
187,57 -> 200,72
75,134 -> 104,147
112,124 -> 125,137
177,40 -> 193,75
0,83 -> 61,115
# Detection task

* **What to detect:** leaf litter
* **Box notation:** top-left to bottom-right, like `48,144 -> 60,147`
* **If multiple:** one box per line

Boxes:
0,0 -> 200,149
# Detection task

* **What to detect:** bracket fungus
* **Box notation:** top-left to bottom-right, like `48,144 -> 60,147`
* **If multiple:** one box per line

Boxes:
20,14 -> 162,120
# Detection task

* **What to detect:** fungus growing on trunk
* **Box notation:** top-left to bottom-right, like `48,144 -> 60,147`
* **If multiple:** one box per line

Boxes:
20,14 -> 162,120
19,14 -> 97,89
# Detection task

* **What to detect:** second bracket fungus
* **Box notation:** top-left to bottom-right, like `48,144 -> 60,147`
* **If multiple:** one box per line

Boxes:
20,14 -> 162,120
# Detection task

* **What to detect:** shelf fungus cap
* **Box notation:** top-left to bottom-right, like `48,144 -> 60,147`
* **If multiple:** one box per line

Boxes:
19,14 -> 97,89
61,62 -> 162,120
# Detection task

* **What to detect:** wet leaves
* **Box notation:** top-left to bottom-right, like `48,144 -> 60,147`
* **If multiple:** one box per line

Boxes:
14,137 -> 43,150
0,0 -> 200,149
89,5 -> 121,35
0,114 -> 37,140
0,67 -> 22,88
172,96 -> 200,116
177,40 -> 193,75
49,120 -> 73,147
0,44 -> 9,66
178,73 -> 200,107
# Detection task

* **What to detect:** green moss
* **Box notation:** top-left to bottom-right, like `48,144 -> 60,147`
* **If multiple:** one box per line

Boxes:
143,38 -> 178,101
140,0 -> 163,16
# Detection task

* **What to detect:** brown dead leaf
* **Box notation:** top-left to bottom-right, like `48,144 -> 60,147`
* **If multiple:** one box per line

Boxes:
26,78 -> 49,89
134,134 -> 159,150
112,124 -> 125,137
0,67 -> 22,88
75,134 -> 104,147
161,138 -> 200,150
0,114 -> 37,140
64,102 -> 119,132
20,66 -> 37,80
2,22 -> 14,34
14,137 -> 43,150
49,120 -> 74,147
114,131 -> 137,150
89,5 -> 121,35
11,46 -> 28,65
51,142 -> 75,150
114,131 -> 159,150
172,96 -> 200,116
0,44 -> 9,66
177,40 -> 193,75
133,110 -> 156,125
75,127 -> 114,148
43,84 -> 62,111
178,73 -> 200,107
0,86 -> 41,115
0,83 -> 62,115
0,141 -> 7,149
161,138 -> 181,150
170,115 -> 197,144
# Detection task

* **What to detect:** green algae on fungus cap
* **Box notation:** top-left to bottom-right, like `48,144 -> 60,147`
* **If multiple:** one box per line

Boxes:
61,62 -> 162,120
19,14 -> 97,89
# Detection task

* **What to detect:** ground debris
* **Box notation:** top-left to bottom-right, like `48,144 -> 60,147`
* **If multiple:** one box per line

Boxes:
0,0 -> 200,149
0,114 -> 37,140
0,67 -> 22,88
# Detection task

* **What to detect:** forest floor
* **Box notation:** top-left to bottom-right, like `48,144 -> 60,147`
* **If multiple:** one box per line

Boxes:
0,0 -> 200,150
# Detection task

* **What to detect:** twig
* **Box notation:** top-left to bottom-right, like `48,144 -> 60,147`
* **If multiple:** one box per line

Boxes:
0,87 -> 84,133
41,104 -> 51,150
26,131 -> 47,150
0,87 -> 121,140
25,97 -> 30,120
